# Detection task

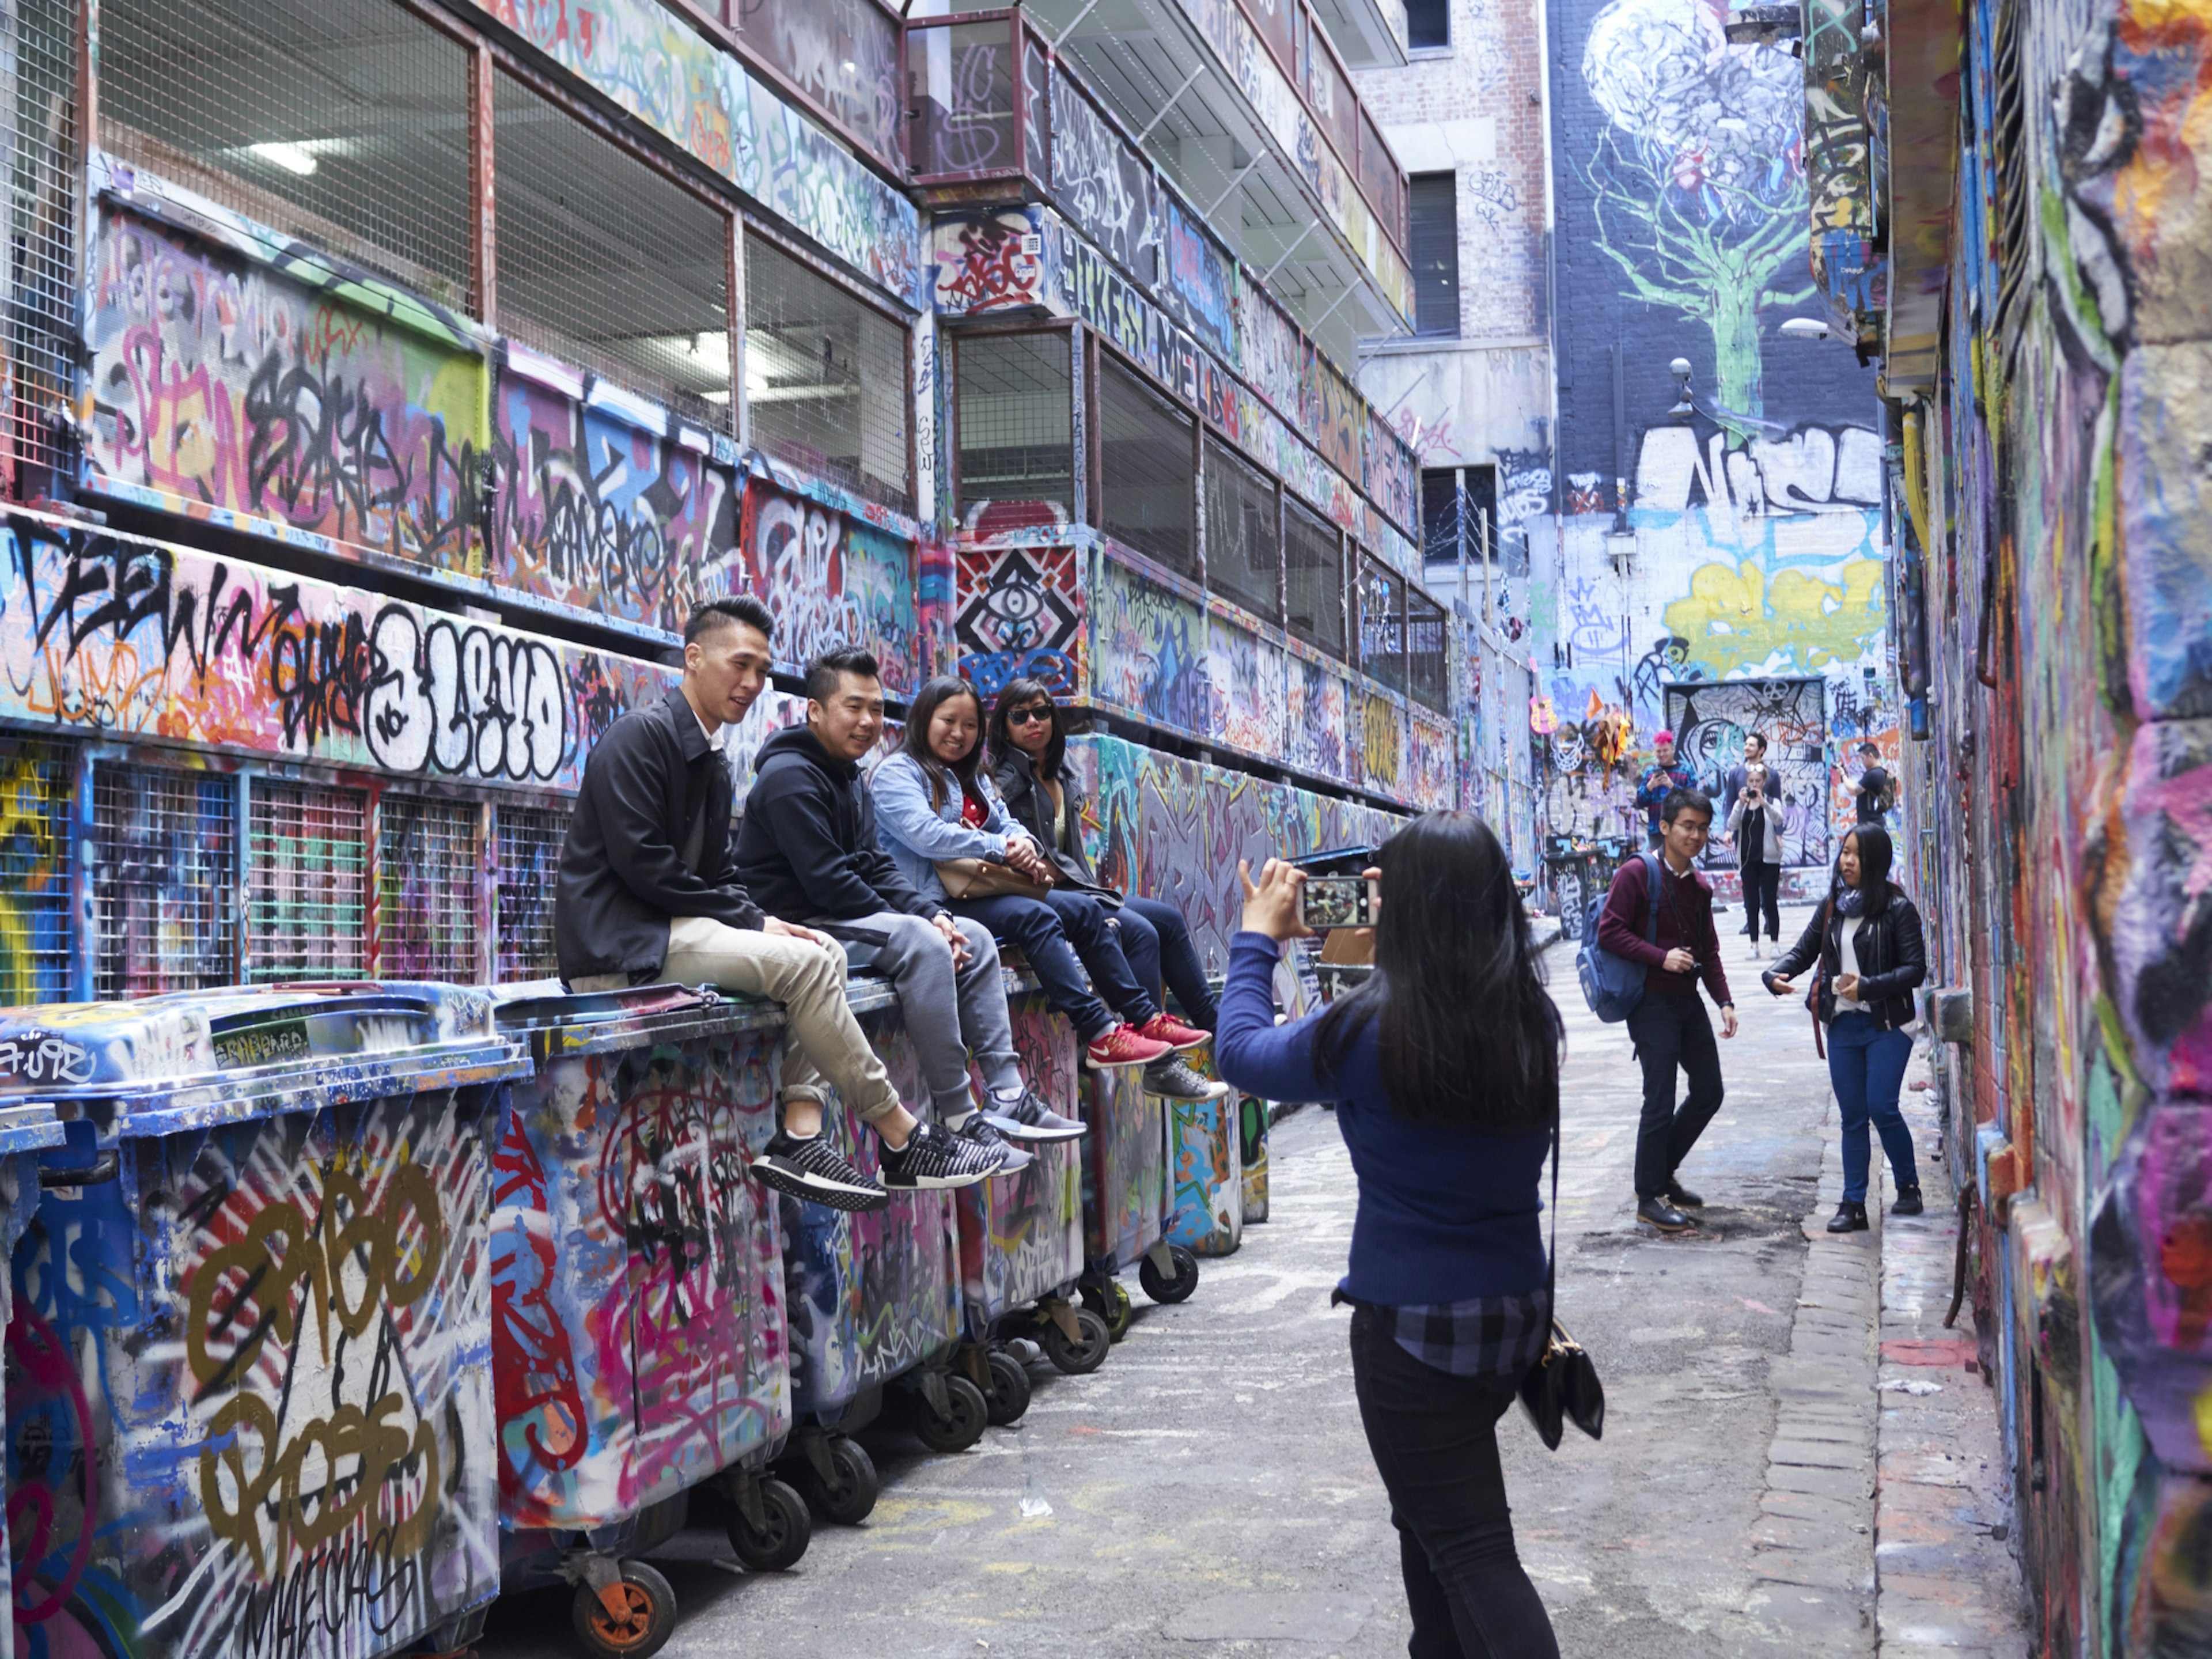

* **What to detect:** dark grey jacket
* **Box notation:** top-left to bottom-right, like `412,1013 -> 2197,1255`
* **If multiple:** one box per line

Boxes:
993,747 -> 1118,903
555,690 -> 762,985
1767,886 -> 1927,1030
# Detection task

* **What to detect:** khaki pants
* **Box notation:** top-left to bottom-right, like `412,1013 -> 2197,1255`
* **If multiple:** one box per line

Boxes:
658,916 -> 903,1123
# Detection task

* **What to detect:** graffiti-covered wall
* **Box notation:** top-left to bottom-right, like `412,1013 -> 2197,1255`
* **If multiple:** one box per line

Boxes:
1535,0 -> 1890,877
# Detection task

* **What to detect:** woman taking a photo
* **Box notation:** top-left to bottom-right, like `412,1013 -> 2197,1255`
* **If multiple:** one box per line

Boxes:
1216,813 -> 1562,1658
873,677 -> 1227,1101
1763,824 -> 1927,1232
987,679 -> 1223,1039
1726,760 -> 1783,958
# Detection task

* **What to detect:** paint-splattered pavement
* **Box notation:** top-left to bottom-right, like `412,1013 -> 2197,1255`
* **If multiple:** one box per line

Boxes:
479,918 -> 2025,1657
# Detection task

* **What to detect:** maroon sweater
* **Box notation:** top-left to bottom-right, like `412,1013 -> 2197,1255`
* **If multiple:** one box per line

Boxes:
1596,854 -> 1734,1007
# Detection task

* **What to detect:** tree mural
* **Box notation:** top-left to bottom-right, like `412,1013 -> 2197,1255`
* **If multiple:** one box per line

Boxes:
1581,0 -> 1812,418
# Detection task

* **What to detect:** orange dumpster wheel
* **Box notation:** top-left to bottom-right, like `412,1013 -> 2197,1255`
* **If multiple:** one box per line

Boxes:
571,1560 -> 677,1659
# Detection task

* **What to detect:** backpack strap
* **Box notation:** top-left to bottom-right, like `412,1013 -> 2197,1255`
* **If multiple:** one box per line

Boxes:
1639,851 -> 1664,946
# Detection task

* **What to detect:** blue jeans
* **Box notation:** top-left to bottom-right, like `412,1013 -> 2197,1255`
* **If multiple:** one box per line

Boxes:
1828,1012 -> 1918,1203
1115,895 -> 1218,1030
950,889 -> 1155,1044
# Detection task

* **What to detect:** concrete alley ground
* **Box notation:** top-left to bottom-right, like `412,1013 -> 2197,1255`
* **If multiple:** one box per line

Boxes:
479,914 -> 2028,1658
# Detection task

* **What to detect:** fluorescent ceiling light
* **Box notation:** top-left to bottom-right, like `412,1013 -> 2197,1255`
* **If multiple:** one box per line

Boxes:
249,141 -> 319,176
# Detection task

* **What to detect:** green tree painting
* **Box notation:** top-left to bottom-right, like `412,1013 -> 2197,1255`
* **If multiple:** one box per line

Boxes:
1581,0 -> 1812,419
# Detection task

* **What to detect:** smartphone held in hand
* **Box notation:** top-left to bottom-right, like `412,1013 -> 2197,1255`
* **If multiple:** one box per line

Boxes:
1298,874 -> 1378,930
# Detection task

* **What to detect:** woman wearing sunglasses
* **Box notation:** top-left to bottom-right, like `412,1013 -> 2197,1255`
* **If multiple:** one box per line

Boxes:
987,680 -> 1229,1076
872,676 -> 1227,1100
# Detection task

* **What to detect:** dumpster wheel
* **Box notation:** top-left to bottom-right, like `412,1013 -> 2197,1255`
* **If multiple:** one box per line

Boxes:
1081,1277 -> 1134,1341
726,1477 -> 813,1571
798,1435 -> 880,1525
912,1373 -> 990,1453
571,1560 -> 677,1659
984,1349 -> 1033,1425
1139,1244 -> 1200,1305
1038,1306 -> 1111,1376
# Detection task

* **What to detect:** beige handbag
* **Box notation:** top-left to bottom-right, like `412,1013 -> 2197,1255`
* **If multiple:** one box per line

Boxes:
935,858 -> 1052,901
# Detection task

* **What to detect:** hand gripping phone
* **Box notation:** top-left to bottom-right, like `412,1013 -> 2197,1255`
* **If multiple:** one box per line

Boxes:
1297,874 -> 1378,930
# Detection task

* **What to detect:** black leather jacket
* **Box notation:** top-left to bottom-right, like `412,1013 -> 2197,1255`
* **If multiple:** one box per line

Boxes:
993,747 -> 1119,903
1767,885 -> 1927,1031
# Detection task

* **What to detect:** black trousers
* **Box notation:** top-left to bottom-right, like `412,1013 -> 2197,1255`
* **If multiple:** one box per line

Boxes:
1626,991 -> 1725,1198
1349,1305 -> 1559,1659
1738,857 -> 1780,940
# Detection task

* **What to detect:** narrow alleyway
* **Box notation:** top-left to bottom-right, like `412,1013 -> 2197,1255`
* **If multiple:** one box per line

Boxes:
480,917 -> 2018,1658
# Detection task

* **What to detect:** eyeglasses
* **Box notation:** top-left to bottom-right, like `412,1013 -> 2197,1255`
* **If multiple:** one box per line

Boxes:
1007,705 -> 1055,726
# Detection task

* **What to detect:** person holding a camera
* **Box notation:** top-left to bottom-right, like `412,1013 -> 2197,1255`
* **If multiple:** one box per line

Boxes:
1595,788 -> 1737,1234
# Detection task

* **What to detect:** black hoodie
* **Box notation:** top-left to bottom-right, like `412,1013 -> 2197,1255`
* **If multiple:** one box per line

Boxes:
736,724 -> 941,923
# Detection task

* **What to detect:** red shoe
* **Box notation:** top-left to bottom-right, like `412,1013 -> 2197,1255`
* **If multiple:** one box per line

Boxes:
1135,1012 -> 1210,1052
1084,1024 -> 1173,1070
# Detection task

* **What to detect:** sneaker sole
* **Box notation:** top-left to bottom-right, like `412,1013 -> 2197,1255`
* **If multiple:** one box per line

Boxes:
1145,1032 -> 1210,1054
751,1157 -> 890,1213
1146,1080 -> 1232,1102
984,1113 -> 1089,1143
1636,1213 -> 1697,1233
883,1167 -> 995,1191
1083,1050 -> 1169,1071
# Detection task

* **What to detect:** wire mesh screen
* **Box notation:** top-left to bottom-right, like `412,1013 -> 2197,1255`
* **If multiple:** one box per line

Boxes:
0,733 -> 74,1003
495,70 -> 733,425
6,0 -> 77,486
99,0 -> 474,307
746,233 -> 911,513
1358,557 -> 1405,694
1407,587 -> 1449,712
93,763 -> 238,999
956,332 -> 1071,529
1284,497 -> 1346,658
250,779 -> 368,981
1204,435 -> 1281,623
377,793 -> 479,981
495,803 -> 568,980
1098,355 -> 1194,577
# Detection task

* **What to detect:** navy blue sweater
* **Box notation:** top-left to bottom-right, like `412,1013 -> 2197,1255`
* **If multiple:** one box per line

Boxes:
1214,932 -> 1550,1305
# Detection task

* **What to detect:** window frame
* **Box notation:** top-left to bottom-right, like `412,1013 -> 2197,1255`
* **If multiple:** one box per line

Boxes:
1202,430 -> 1285,627
950,320 -> 1079,532
1408,171 -> 1461,339
1283,493 -> 1349,660
1088,337 -> 1202,582
1404,0 -> 1450,51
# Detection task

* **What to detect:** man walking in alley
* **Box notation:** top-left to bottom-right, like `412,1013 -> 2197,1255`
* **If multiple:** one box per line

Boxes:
1854,740 -> 1894,825
1634,730 -> 1698,848
1597,787 -> 1738,1232
554,595 -> 1005,1210
737,645 -> 1065,1169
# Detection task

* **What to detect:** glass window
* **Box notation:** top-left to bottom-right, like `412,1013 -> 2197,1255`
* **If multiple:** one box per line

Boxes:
1285,497 -> 1346,658
957,331 -> 1074,532
1406,0 -> 1449,50
99,0 -> 474,306
1407,586 -> 1449,712
730,0 -> 903,169
497,71 -> 733,426
1099,355 -> 1196,577
1204,435 -> 1281,622
1361,111 -> 1405,247
1410,173 -> 1459,338
1358,557 -> 1405,692
747,234 -> 913,514
1308,39 -> 1359,168
1421,468 -> 1462,564
92,763 -> 237,998
909,19 -> 1016,177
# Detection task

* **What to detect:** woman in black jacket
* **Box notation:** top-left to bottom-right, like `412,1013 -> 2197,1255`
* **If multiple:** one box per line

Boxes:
1762,825 -> 1927,1232
987,679 -> 1219,1031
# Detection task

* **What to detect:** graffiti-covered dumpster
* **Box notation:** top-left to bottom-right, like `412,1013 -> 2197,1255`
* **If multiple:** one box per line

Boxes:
490,982 -> 803,1653
2,983 -> 522,1659
956,976 -> 1089,1408
1081,1060 -> 1200,1315
778,979 -> 974,1521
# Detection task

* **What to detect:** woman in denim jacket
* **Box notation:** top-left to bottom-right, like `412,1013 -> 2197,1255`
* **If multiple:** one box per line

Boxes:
873,677 -> 1225,1100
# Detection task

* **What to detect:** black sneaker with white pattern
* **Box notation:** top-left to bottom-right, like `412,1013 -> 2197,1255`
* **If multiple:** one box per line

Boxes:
751,1130 -> 889,1212
880,1119 -> 1005,1190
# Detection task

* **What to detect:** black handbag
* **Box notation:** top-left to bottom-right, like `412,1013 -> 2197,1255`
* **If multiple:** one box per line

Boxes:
1519,1112 -> 1605,1450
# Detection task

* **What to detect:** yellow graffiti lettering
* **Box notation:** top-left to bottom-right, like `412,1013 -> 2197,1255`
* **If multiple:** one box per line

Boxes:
1661,558 -> 1885,677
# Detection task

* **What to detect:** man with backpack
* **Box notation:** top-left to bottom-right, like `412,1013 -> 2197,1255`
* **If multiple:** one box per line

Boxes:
1593,787 -> 1738,1233
1854,740 -> 1895,825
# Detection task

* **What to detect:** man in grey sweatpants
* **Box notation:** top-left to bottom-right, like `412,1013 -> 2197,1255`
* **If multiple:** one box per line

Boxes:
734,645 -> 1053,1166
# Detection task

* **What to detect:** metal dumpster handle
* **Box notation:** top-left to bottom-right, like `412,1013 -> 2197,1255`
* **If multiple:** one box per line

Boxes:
206,994 -> 441,1031
40,1150 -> 119,1187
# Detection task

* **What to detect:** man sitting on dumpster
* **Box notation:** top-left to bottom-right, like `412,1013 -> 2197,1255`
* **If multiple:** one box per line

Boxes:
555,595 -> 1006,1210
737,644 -> 1080,1171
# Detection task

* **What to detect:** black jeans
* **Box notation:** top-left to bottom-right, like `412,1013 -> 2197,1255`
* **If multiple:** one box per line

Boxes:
1114,895 -> 1219,1029
1738,857 -> 1780,940
1348,1304 -> 1559,1659
1625,991 -> 1725,1198
950,888 -> 1154,1043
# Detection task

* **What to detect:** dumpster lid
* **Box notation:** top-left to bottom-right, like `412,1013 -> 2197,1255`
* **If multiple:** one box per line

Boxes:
0,982 -> 526,1129
493,980 -> 783,1055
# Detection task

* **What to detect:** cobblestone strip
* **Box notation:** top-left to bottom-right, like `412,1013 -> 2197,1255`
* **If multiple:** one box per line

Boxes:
1874,1083 -> 2029,1657
1744,1092 -> 1880,1655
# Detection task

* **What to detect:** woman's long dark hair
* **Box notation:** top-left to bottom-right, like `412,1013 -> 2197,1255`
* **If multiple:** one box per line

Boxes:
1838,824 -> 1899,913
986,677 -> 1066,780
1313,811 -> 1562,1132
899,676 -> 987,809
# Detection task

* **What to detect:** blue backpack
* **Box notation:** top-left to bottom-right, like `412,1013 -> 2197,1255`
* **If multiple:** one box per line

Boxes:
1575,851 -> 1663,1022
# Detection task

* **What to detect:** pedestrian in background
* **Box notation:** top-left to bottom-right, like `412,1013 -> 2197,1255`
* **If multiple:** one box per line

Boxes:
1854,740 -> 1894,825
1634,731 -> 1698,849
1720,729 -> 1768,809
1216,813 -> 1563,1659
1762,825 -> 1927,1232
1596,788 -> 1737,1234
1727,761 -> 1783,958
